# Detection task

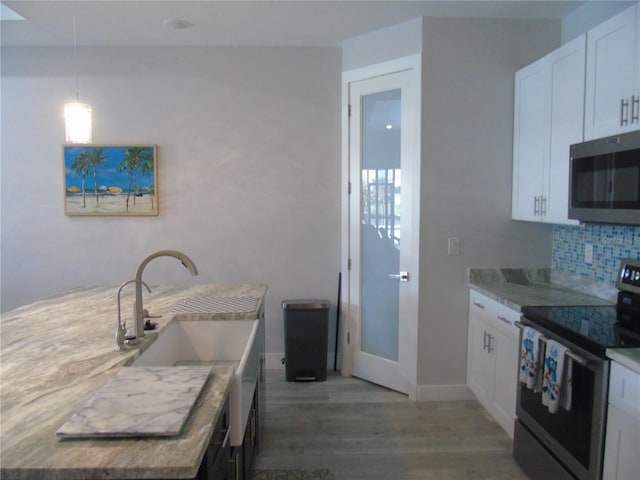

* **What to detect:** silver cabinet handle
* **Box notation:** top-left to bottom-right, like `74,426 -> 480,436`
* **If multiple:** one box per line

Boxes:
472,302 -> 485,309
621,98 -> 630,126
497,315 -> 512,326
534,196 -> 540,216
483,331 -> 494,353
540,196 -> 547,217
632,95 -> 639,124
388,272 -> 409,282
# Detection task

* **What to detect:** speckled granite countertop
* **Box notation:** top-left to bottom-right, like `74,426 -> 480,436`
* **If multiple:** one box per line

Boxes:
0,284 -> 267,480
468,268 -> 615,312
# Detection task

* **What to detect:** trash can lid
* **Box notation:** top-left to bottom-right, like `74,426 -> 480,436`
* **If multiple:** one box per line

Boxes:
282,299 -> 331,310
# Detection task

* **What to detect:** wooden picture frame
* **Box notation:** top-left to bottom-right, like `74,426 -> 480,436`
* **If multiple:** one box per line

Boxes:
63,144 -> 158,216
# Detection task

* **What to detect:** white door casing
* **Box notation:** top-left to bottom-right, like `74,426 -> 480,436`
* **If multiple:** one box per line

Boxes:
341,55 -> 421,398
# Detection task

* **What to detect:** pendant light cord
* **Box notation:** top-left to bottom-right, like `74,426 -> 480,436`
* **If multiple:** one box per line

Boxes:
72,2 -> 79,103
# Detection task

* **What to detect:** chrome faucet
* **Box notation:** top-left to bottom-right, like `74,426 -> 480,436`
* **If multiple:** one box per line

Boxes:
116,279 -> 151,351
134,250 -> 198,339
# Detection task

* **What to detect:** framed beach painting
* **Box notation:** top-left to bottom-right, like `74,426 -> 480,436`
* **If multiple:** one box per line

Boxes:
63,144 -> 158,216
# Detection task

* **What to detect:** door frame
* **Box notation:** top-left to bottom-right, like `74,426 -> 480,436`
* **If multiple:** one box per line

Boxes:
340,54 -> 421,399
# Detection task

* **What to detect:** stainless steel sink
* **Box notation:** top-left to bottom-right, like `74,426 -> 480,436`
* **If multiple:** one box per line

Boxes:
130,319 -> 260,446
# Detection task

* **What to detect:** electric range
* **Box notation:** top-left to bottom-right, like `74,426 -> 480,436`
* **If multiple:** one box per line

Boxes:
514,258 -> 640,480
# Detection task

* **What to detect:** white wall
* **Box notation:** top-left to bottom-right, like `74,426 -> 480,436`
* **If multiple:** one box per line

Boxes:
341,16 -> 559,393
562,0 -> 636,43
0,46 -> 342,360
342,17 -> 422,71
417,17 -> 559,389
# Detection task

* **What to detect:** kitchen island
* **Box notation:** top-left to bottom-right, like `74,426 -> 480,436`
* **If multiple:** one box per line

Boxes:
0,284 -> 267,480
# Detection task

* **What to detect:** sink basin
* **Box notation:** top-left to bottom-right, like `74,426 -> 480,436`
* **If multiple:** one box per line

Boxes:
131,319 -> 260,446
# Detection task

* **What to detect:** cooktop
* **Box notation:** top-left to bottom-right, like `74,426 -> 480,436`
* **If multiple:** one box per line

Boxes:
521,304 -> 640,357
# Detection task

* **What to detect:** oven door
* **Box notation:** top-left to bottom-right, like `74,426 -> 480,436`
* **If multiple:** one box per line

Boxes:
514,319 -> 609,480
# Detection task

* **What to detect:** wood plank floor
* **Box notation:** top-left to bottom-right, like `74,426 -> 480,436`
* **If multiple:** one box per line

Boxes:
255,370 -> 529,480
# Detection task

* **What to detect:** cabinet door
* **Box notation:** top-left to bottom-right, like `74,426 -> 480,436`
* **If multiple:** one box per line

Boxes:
585,4 -> 639,139
230,448 -> 244,480
467,292 -> 495,407
512,62 -> 549,221
243,396 -> 257,478
603,405 -> 640,480
492,315 -> 519,439
545,35 -> 584,225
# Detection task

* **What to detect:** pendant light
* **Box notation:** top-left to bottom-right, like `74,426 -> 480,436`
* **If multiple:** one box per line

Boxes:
64,3 -> 92,143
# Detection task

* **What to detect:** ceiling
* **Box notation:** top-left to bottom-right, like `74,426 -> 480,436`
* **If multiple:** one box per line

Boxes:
0,0 -> 594,48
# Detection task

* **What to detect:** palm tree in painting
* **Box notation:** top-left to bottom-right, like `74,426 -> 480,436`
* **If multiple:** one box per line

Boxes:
120,146 -> 153,212
70,150 -> 92,208
138,150 -> 155,210
88,147 -> 108,206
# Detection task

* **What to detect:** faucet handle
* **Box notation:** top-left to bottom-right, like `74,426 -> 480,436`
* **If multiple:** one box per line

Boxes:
115,321 -> 127,352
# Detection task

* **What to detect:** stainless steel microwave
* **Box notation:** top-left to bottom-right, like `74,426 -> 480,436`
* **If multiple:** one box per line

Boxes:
569,130 -> 640,225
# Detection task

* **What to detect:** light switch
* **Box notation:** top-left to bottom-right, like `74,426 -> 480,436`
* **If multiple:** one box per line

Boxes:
448,237 -> 461,256
585,243 -> 593,264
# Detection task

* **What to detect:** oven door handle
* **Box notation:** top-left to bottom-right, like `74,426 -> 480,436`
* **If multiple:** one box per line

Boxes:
514,321 -> 588,366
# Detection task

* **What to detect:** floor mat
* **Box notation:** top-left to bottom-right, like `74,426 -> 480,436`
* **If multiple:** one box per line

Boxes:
252,470 -> 335,480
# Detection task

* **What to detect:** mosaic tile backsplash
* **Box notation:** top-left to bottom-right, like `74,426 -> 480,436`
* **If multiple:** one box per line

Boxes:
553,224 -> 640,286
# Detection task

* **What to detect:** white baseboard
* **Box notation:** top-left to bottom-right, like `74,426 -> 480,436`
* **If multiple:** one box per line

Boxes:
416,383 -> 475,402
265,353 -> 474,402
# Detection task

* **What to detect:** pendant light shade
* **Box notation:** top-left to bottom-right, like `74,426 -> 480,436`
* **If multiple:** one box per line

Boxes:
64,102 -> 92,143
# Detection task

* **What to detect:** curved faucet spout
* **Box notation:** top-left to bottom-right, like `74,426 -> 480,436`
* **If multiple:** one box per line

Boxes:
134,250 -> 199,338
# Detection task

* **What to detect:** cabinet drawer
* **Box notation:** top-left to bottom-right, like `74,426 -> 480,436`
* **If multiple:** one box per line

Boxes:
469,290 -> 519,337
609,362 -> 640,421
469,290 -> 496,318
495,304 -> 520,337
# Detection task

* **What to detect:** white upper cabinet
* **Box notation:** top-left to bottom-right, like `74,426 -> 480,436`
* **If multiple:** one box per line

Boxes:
512,62 -> 548,222
585,3 -> 640,140
512,35 -> 584,225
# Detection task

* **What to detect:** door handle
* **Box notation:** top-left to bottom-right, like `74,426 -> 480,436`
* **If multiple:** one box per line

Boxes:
388,272 -> 409,282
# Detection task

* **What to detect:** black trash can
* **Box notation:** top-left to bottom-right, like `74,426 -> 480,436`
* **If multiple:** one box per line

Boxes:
282,299 -> 330,382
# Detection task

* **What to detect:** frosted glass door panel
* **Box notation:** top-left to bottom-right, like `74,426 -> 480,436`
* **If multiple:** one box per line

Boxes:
360,89 -> 401,362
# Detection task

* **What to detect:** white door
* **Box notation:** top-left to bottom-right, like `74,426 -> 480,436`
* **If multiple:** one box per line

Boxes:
343,56 -> 420,397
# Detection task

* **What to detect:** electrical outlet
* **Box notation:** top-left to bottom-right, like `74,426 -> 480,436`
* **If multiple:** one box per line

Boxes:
448,237 -> 461,256
585,243 -> 593,264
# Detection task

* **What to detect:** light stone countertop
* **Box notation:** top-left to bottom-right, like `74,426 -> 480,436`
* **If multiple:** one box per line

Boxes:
468,268 -> 614,312
0,284 -> 267,480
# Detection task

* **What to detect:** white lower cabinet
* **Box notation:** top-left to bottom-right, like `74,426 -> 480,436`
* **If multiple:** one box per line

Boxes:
467,290 -> 520,438
603,361 -> 640,480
